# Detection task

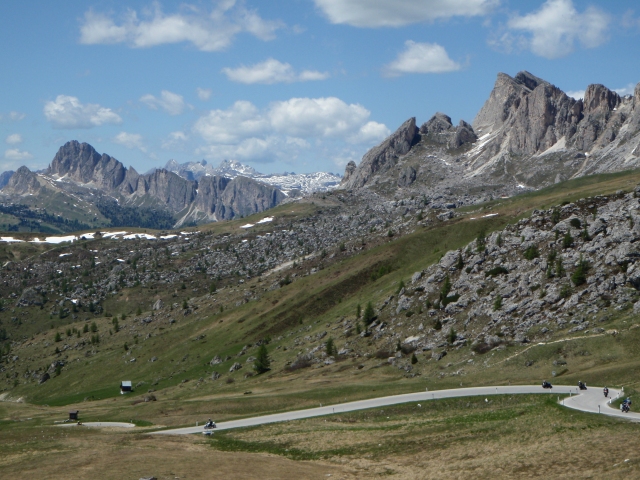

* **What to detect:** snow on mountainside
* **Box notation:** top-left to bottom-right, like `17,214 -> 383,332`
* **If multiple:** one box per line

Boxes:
163,159 -> 341,195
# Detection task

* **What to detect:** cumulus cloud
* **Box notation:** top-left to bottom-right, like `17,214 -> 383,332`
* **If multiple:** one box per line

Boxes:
113,132 -> 146,152
222,58 -> 329,84
4,149 -> 33,161
193,97 -> 389,164
384,41 -> 461,76
0,111 -> 26,122
79,2 -> 283,51
162,131 -> 189,149
44,95 -> 122,129
196,87 -> 212,101
140,90 -> 188,115
5,134 -> 22,145
566,89 -> 585,100
504,0 -> 610,59
314,0 -> 498,27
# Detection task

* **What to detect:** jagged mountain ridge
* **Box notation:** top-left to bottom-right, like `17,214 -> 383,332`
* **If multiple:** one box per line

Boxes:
342,71 -> 640,197
1,141 -> 285,228
163,159 -> 342,194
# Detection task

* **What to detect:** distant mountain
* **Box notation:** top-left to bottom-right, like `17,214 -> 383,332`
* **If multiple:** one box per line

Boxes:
0,170 -> 15,189
341,70 -> 640,199
163,159 -> 341,195
0,141 -> 285,231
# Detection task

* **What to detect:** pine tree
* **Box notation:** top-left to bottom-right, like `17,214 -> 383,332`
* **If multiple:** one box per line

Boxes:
254,344 -> 270,374
363,301 -> 375,326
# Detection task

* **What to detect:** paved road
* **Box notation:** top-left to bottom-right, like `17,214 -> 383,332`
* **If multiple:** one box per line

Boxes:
57,422 -> 136,428
152,385 -> 590,436
563,387 -> 640,422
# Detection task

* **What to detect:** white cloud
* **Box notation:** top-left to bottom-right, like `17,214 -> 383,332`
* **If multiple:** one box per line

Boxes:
196,87 -> 212,101
161,131 -> 189,149
113,132 -> 146,152
5,134 -> 22,145
4,149 -> 33,161
79,2 -> 283,51
566,90 -> 585,100
0,111 -> 26,122
615,83 -> 636,97
384,41 -> 461,76
193,97 -> 389,163
140,90 -> 188,115
505,0 -> 610,59
44,95 -> 122,129
222,58 -> 329,84
314,0 -> 498,27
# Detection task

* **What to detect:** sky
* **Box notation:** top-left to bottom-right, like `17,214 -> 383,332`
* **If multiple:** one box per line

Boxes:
1,0 -> 640,176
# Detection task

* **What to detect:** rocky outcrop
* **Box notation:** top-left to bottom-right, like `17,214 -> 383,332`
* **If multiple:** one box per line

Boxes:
216,176 -> 285,220
342,117 -> 419,189
3,166 -> 41,195
139,169 -> 197,212
193,175 -> 232,217
419,113 -> 477,150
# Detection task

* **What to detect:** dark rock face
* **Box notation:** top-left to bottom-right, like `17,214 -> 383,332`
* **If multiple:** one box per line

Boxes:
3,166 -> 40,194
342,161 -> 357,185
216,176 -> 286,220
0,171 -> 15,189
398,166 -> 416,187
342,117 -> 419,189
140,169 -> 197,212
49,141 -> 126,190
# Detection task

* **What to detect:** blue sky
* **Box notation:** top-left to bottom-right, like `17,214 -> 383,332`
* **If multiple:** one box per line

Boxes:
1,0 -> 640,176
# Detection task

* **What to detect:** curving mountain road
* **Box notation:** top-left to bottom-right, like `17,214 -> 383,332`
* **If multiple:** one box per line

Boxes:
150,384 -> 639,436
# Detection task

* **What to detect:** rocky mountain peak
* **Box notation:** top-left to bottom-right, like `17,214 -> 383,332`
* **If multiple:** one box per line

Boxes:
3,166 -> 41,195
341,117 -> 418,190
582,84 -> 620,114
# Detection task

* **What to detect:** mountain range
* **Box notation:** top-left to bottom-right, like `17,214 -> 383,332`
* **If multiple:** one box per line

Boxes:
342,70 -> 640,199
1,70 -> 640,233
161,158 -> 342,195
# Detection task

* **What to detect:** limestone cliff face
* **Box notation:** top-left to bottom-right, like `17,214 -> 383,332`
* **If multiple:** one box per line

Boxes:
48,140 -> 126,190
3,166 -> 41,195
214,176 -> 285,220
341,117 -> 419,189
139,169 -> 197,212
193,175 -> 232,216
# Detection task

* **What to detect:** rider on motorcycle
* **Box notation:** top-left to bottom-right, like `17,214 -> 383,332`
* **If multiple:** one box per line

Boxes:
603,387 -> 609,397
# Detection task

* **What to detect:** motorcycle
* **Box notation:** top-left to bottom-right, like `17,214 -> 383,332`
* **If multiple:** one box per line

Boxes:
578,381 -> 587,391
603,389 -> 609,398
204,421 -> 217,430
542,381 -> 553,389
622,402 -> 630,413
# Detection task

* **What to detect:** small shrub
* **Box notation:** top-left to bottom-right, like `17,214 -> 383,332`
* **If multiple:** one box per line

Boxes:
496,233 -> 503,247
563,232 -> 574,249
54,332 -> 61,342
411,353 -> 418,364
560,284 -> 572,299
456,253 -> 464,270
325,337 -> 337,357
571,255 -> 590,286
551,209 -> 561,224
485,266 -> 508,277
569,218 -> 581,228
225,377 -> 235,384
523,245 -> 540,260
447,327 -> 457,345
83,323 -> 89,333
363,301 -> 376,326
476,231 -> 486,253
396,279 -> 406,294
90,322 -> 97,333
493,295 -> 502,311
356,304 -> 361,318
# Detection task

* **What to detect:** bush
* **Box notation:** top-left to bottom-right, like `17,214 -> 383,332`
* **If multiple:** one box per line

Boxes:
90,322 -> 97,333
551,208 -> 561,224
560,284 -> 572,299
371,265 -> 391,281
439,275 -> 452,301
523,245 -> 540,260
456,253 -> 464,270
396,279 -> 405,294
472,342 -> 493,354
485,266 -> 508,277
286,355 -> 313,372
83,323 -> 89,333
54,332 -> 61,342
411,353 -> 418,365
356,304 -> 361,318
569,218 -> 581,228
374,349 -> 393,359
434,319 -> 442,330
476,231 -> 486,253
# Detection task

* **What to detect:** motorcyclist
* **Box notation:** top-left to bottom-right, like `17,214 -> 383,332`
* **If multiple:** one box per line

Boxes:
603,387 -> 609,398
205,418 -> 213,428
